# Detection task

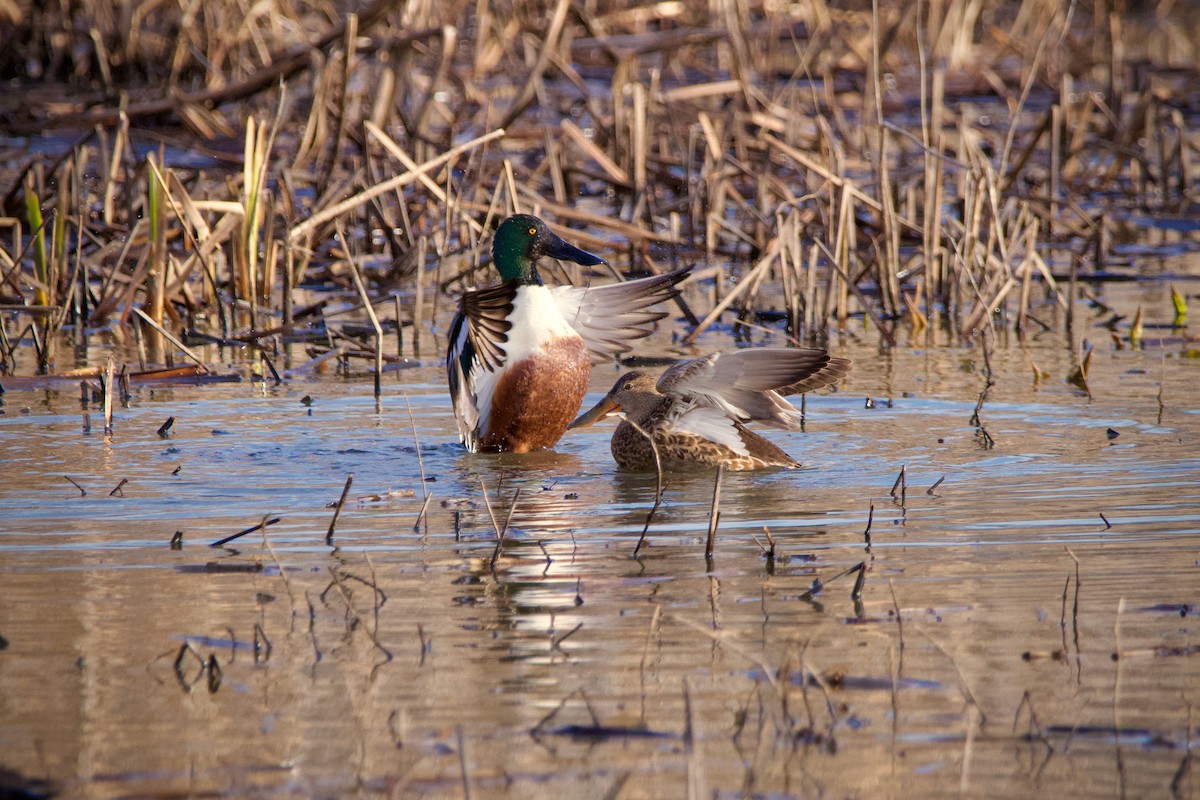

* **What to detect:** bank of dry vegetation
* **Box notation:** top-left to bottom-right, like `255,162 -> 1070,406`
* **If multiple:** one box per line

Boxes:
0,0 -> 1196,377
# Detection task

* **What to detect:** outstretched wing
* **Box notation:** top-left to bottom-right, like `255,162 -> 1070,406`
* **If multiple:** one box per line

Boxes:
445,282 -> 516,451
549,267 -> 689,362
458,281 -> 516,373
657,348 -> 852,430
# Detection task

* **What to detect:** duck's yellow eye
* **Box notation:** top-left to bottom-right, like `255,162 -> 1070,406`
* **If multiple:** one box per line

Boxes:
528,227 -> 536,235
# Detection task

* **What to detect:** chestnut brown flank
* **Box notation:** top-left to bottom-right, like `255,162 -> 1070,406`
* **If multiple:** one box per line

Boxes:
481,337 -> 589,453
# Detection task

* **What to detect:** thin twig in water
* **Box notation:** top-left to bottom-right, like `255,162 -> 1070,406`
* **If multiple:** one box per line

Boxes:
851,562 -> 867,600
403,393 -> 429,497
63,476 -> 86,496
338,223 -> 384,398
479,480 -> 501,540
705,465 -> 724,563
864,503 -> 874,551
918,626 -> 986,725
261,530 -> 297,632
327,566 -> 393,663
683,677 -> 704,800
888,462 -> 902,506
489,487 -> 522,571
403,393 -> 433,530
752,525 -> 777,564
325,473 -> 354,545
131,306 -> 212,372
210,516 -> 281,547
456,724 -> 473,800
624,416 -> 665,557
417,623 -> 429,667
888,577 -> 905,673
799,561 -> 866,602
102,357 -> 114,435
1114,597 -> 1128,798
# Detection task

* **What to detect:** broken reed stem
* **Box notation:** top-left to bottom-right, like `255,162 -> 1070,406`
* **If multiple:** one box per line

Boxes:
64,475 -> 86,496
851,561 -> 867,600
102,357 -> 114,435
131,306 -> 212,372
755,524 -> 777,561
705,465 -> 724,562
889,465 -> 907,507
863,502 -> 874,551
325,473 -> 354,545
338,224 -> 383,397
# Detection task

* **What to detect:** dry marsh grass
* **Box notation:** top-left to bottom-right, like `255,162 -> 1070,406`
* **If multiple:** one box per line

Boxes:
0,0 -> 1196,376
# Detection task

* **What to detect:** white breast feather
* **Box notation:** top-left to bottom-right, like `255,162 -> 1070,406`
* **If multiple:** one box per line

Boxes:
476,285 -> 580,438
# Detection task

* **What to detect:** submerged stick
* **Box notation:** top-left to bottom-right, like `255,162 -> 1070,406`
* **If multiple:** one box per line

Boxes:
326,473 -> 354,545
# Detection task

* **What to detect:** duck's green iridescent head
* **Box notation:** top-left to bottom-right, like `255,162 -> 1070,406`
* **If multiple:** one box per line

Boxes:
491,214 -> 606,284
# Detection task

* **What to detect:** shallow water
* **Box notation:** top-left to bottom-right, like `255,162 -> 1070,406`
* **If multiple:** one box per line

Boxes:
2,281 -> 1199,798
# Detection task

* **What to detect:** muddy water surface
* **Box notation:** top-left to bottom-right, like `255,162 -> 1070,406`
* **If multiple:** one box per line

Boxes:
1,286 -> 1199,799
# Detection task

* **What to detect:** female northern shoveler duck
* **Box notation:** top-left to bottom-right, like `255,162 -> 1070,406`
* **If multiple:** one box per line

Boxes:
568,348 -> 852,470
447,214 -> 689,453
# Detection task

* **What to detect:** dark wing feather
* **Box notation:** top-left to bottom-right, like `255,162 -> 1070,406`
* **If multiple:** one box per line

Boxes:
446,281 -> 517,452
446,310 -> 481,451
458,281 -> 516,372
777,356 -> 853,395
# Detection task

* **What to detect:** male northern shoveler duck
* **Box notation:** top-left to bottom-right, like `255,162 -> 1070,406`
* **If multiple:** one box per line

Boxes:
568,348 -> 852,470
447,214 -> 689,453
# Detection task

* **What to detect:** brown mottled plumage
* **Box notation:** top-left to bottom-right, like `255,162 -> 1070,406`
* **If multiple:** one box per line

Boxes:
569,348 -> 852,471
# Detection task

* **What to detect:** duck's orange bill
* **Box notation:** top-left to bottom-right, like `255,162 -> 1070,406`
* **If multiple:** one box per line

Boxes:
568,396 -> 622,429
